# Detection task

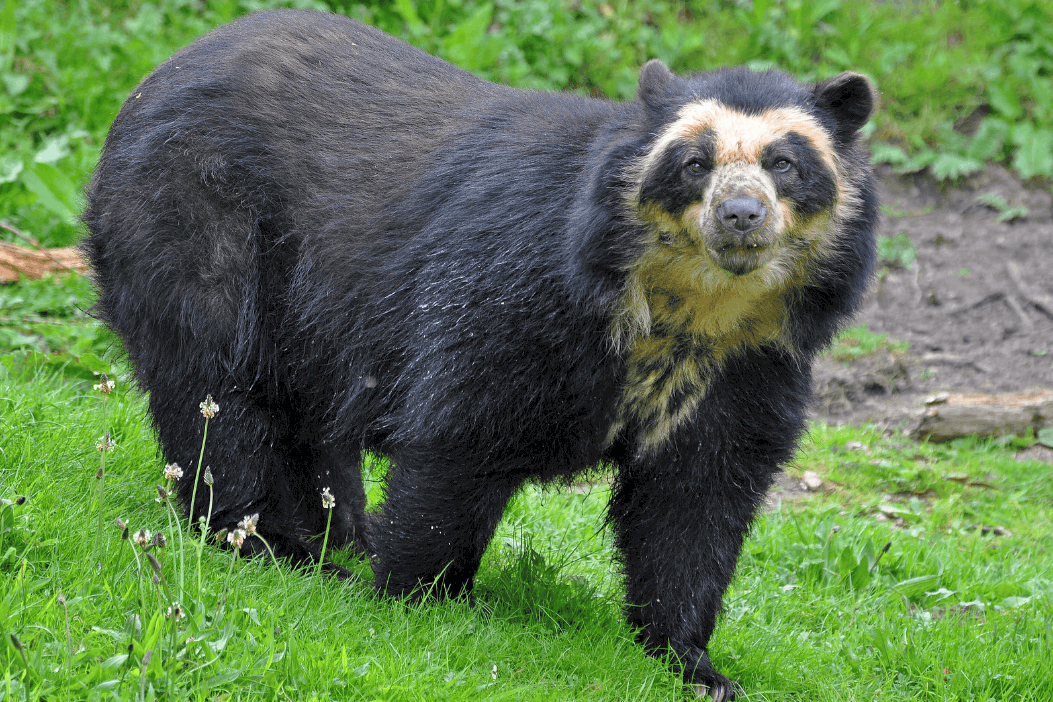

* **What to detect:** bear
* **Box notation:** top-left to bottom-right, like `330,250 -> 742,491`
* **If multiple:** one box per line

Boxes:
82,9 -> 877,699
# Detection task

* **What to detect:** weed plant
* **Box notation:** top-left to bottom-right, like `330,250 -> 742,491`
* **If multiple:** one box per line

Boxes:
825,324 -> 910,364
876,232 -> 918,272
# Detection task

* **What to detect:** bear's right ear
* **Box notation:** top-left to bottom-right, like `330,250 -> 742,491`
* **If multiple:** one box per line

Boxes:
638,59 -> 677,112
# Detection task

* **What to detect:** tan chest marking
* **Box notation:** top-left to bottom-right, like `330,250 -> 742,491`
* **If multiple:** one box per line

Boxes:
608,247 -> 794,452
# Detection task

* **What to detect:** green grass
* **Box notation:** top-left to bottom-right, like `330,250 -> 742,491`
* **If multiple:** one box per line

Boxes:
825,324 -> 910,364
0,356 -> 669,700
0,273 -> 105,352
3,2 -> 1053,699
1,275 -> 1052,700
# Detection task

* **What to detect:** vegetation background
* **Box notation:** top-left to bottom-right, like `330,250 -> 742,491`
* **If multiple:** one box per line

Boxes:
1,0 -> 1051,700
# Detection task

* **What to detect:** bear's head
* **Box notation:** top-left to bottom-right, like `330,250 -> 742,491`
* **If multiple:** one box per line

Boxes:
630,61 -> 875,280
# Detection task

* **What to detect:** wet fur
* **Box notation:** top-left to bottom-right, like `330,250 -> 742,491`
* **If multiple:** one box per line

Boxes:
83,10 -> 877,698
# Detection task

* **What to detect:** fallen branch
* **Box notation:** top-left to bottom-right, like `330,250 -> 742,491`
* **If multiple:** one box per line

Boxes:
911,390 -> 1053,442
0,221 -> 85,276
0,224 -> 90,282
946,292 -> 1004,317
0,242 -> 89,282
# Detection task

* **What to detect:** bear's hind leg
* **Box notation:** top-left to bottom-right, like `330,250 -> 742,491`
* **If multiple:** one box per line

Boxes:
147,380 -> 344,568
369,447 -> 524,599
303,442 -> 373,559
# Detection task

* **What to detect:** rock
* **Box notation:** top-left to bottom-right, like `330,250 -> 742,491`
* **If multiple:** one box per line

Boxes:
802,471 -> 823,491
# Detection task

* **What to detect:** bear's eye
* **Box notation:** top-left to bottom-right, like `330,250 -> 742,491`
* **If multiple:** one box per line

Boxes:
684,160 -> 707,175
771,158 -> 794,173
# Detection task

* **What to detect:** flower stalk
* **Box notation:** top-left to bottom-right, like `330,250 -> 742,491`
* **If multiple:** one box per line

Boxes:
317,487 -> 336,577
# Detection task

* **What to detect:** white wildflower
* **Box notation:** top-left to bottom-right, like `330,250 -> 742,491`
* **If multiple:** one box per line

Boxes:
321,487 -> 335,510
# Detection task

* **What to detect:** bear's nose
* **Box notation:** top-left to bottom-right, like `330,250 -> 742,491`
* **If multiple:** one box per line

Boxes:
716,197 -> 767,235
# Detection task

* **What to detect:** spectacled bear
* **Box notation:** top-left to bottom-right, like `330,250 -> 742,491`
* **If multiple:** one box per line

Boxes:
83,9 -> 877,699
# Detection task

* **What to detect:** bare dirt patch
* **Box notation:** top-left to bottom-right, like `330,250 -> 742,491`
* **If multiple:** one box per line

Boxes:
812,164 -> 1053,434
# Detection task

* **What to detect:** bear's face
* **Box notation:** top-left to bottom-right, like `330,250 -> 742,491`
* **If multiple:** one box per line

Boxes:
634,99 -> 846,279
612,65 -> 876,349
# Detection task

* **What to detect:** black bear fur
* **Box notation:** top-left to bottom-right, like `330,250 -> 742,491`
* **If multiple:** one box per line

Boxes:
83,10 -> 877,698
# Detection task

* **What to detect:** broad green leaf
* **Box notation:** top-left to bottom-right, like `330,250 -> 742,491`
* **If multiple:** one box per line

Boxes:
33,136 -> 71,165
0,503 -> 13,534
988,82 -> 1023,121
0,157 -> 20,183
931,152 -> 983,181
999,595 -> 1032,609
891,573 -> 940,599
77,352 -> 113,375
197,668 -> 243,688
895,149 -> 938,175
1011,124 -> 1053,179
1032,79 -> 1053,122
0,329 -> 41,348
748,0 -> 774,24
806,0 -> 842,25
393,0 -> 424,31
967,118 -> 1009,161
839,546 -> 858,578
822,46 -> 852,69
0,0 -> 14,55
99,654 -> 129,669
1,71 -> 28,96
442,3 -> 495,72
206,623 -> 235,654
851,561 -> 871,591
870,142 -> 910,167
872,631 -> 894,663
19,162 -> 83,226
925,587 -> 956,602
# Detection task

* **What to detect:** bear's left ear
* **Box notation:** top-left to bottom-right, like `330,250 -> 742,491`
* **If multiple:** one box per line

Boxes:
812,72 -> 878,143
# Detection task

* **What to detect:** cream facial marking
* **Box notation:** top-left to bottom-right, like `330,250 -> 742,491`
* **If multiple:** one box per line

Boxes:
642,100 -> 839,176
635,100 -> 861,232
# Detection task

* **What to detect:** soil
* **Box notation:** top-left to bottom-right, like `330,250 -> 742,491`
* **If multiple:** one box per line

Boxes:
811,164 -> 1053,432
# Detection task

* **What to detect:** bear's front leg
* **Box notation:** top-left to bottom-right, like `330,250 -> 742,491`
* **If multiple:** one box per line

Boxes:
608,437 -> 776,701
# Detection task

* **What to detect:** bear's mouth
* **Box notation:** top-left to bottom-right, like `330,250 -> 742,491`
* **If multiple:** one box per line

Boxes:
710,242 -> 773,276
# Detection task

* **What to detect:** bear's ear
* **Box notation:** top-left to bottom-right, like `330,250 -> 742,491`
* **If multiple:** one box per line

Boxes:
638,59 -> 677,111
812,72 -> 877,142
